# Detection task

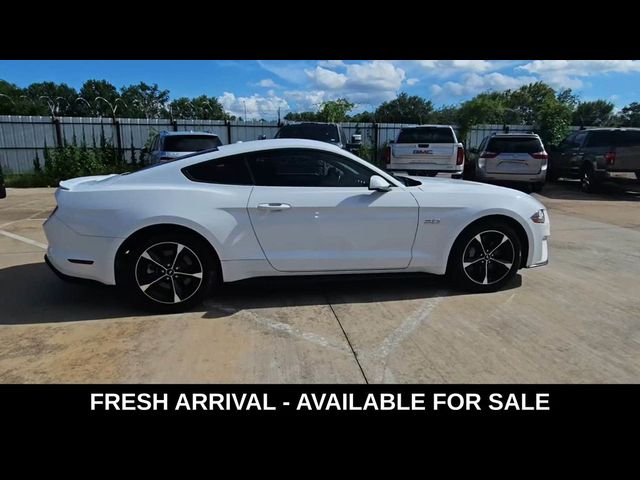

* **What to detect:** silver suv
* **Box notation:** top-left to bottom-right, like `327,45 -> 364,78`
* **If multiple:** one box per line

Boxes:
465,133 -> 548,192
143,131 -> 222,165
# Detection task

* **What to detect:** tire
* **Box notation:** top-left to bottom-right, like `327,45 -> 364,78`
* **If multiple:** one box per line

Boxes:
531,182 -> 545,193
448,221 -> 522,293
118,231 -> 216,313
546,168 -> 559,182
580,164 -> 601,193
426,172 -> 438,177
635,171 -> 640,182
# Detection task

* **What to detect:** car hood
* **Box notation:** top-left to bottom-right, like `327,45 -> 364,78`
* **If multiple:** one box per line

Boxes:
405,175 -> 546,211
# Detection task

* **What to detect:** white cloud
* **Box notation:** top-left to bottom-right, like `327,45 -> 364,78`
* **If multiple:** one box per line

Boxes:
517,60 -> 640,90
304,67 -> 347,89
219,91 -> 289,120
518,60 -> 640,76
255,78 -> 280,88
318,60 -> 346,69
406,78 -> 419,86
431,72 -> 538,97
413,60 -> 499,77
283,90 -> 327,111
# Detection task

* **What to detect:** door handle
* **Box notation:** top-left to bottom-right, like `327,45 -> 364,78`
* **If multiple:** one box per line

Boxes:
257,203 -> 291,211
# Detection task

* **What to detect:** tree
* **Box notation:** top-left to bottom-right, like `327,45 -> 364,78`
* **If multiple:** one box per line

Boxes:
284,111 -> 321,121
457,92 -> 508,141
506,82 -> 558,124
190,95 -> 226,120
572,100 -> 614,127
78,79 -> 119,116
348,111 -> 374,122
375,93 -> 434,123
21,81 -> 80,116
119,82 -> 170,118
617,102 -> 640,127
168,97 -> 195,119
431,105 -> 460,125
318,98 -> 354,122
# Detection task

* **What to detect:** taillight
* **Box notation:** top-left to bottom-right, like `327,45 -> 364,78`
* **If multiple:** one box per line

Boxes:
384,145 -> 391,164
456,147 -> 465,165
480,151 -> 498,159
530,152 -> 548,160
604,152 -> 616,165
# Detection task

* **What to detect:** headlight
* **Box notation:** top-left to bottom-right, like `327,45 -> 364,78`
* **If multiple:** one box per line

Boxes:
531,209 -> 546,224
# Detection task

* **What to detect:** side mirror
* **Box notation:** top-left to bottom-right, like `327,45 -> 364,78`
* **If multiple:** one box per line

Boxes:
351,134 -> 362,144
369,175 -> 391,192
389,140 -> 395,144
258,134 -> 267,140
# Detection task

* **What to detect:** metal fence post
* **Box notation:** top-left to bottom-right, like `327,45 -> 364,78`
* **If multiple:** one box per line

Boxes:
52,117 -> 63,148
172,119 -> 178,132
226,120 -> 232,144
113,118 -> 123,160
372,122 -> 379,165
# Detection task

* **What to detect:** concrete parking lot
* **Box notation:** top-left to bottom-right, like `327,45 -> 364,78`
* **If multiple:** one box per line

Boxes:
1,177 -> 639,383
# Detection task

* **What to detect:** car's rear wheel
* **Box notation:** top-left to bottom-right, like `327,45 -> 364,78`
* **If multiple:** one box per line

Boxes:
448,221 -> 522,293
119,232 -> 215,313
580,164 -> 601,193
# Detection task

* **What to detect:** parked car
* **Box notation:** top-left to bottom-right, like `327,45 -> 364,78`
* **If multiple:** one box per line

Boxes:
0,163 -> 6,199
384,125 -> 465,178
274,122 -> 361,153
548,128 -> 640,192
465,133 -> 548,192
143,131 -> 222,165
44,139 -> 549,313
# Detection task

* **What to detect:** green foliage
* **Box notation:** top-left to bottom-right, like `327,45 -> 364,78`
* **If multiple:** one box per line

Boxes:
5,173 -> 56,188
572,100 -> 615,126
284,111 -> 321,121
374,93 -> 434,123
318,99 -> 355,123
616,102 -> 640,127
33,152 -> 42,172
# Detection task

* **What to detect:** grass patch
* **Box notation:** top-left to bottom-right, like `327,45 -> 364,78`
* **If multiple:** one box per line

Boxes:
5,173 -> 58,188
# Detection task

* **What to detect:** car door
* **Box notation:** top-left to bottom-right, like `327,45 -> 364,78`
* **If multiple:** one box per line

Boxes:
246,148 -> 420,272
613,130 -> 640,171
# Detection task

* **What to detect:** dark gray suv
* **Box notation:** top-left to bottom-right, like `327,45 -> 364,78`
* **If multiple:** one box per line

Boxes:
548,128 -> 640,192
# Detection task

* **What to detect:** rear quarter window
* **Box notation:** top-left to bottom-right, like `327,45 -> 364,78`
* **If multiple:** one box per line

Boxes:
584,131 -> 613,147
397,127 -> 454,144
616,130 -> 640,146
486,137 -> 543,153
182,154 -> 253,185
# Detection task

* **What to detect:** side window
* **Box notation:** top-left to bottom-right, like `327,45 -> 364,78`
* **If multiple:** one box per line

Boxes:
559,133 -> 576,149
573,131 -> 588,147
584,131 -> 612,147
340,127 -> 348,145
247,148 -> 376,187
181,153 -> 253,185
478,137 -> 489,151
616,130 -> 640,146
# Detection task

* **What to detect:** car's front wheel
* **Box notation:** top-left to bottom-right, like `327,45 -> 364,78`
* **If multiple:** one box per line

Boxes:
119,232 -> 215,312
449,221 -> 522,293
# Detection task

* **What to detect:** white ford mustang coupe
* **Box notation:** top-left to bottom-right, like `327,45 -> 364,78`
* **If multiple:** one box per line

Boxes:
44,139 -> 550,312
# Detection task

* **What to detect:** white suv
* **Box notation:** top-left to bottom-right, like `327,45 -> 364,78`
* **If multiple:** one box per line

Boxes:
384,125 -> 465,177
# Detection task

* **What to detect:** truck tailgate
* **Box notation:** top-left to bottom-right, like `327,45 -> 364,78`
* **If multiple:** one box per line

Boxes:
391,143 -> 455,165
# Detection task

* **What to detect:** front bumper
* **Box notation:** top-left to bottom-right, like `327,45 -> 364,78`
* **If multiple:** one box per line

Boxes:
43,215 -> 121,285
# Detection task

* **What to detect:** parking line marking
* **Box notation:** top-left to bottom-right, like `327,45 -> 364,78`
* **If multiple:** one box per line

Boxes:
0,229 -> 47,249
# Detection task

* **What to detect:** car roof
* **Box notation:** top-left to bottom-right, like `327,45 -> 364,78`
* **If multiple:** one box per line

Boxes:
160,131 -> 220,137
401,124 -> 453,128
577,127 -> 640,132
490,133 -> 539,137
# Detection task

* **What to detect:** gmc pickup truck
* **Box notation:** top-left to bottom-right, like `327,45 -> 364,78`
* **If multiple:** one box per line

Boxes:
384,125 -> 465,177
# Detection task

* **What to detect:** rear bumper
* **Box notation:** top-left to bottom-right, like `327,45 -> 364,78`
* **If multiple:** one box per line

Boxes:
477,169 -> 546,183
387,163 -> 463,174
43,215 -> 120,285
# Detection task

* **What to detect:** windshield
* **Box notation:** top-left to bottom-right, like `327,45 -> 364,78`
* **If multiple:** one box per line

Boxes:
163,135 -> 221,152
276,124 -> 340,143
486,137 -> 543,153
397,127 -> 454,144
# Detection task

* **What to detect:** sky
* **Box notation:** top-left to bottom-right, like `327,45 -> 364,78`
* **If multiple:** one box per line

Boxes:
1,60 -> 639,119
